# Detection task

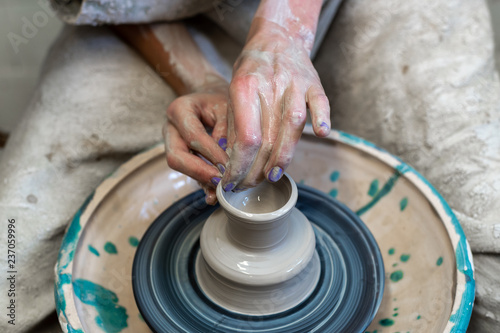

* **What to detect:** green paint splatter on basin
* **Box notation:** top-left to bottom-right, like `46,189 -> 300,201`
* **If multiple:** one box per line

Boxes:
368,179 -> 379,197
104,242 -> 118,254
73,279 -> 128,333
329,189 -> 338,198
128,236 -> 139,247
437,256 -> 443,266
393,263 -> 398,267
400,254 -> 410,262
357,170 -> 403,216
138,313 -> 145,322
330,171 -> 340,182
379,318 -> 395,326
393,313 -> 398,317
400,197 -> 408,211
88,245 -> 100,257
417,315 -> 421,320
57,193 -> 94,270
388,248 -> 395,255
390,270 -> 404,282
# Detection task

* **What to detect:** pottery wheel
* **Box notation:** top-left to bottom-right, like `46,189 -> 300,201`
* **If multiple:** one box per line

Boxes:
132,184 -> 385,332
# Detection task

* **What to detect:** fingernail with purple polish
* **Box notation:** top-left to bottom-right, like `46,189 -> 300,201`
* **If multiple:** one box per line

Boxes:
217,163 -> 226,174
218,137 -> 227,151
268,166 -> 283,182
320,121 -> 330,131
223,183 -> 235,192
211,177 -> 221,186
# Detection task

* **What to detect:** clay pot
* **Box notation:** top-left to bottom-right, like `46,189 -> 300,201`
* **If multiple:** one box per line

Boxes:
196,173 -> 321,315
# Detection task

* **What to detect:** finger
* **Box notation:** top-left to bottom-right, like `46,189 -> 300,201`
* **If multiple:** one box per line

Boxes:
198,182 -> 218,205
163,122 -> 222,186
264,88 -> 307,182
221,75 -> 263,191
211,102 -> 228,152
226,101 -> 236,157
306,85 -> 331,137
167,101 -> 228,169
236,92 -> 279,189
205,187 -> 217,205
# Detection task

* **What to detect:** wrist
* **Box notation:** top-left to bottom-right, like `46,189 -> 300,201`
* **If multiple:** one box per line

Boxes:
247,18 -> 313,54
250,0 -> 322,54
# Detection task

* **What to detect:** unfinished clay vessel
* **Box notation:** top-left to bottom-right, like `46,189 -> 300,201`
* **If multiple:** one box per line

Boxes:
196,173 -> 320,315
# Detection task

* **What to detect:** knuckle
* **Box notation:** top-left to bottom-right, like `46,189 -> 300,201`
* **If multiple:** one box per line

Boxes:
231,75 -> 259,95
314,93 -> 330,108
285,109 -> 307,126
239,132 -> 262,149
166,97 -> 190,119
166,153 -> 182,171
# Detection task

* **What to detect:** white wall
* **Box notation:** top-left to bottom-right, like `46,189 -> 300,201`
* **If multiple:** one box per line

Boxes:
0,0 -> 62,133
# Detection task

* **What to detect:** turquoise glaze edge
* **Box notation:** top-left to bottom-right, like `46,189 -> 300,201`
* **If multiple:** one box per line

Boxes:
337,130 -> 475,332
55,192 -> 94,333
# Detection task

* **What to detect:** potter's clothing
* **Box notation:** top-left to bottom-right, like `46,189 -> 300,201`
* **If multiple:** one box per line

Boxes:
1,0 -> 500,332
49,0 -> 341,59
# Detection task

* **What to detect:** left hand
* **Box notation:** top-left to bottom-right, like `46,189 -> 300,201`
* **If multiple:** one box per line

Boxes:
163,83 -> 229,205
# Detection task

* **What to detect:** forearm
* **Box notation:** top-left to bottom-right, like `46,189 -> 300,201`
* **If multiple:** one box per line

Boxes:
249,0 -> 323,54
112,23 -> 225,96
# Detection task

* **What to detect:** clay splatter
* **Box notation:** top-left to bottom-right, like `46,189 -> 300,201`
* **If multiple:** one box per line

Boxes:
330,171 -> 340,182
128,236 -> 139,247
329,189 -> 338,198
388,248 -> 395,255
437,257 -> 443,266
73,279 -> 128,333
379,318 -> 394,326
368,179 -> 379,197
400,197 -> 409,211
88,245 -> 100,257
104,242 -> 118,254
390,270 -> 404,282
400,254 -> 410,262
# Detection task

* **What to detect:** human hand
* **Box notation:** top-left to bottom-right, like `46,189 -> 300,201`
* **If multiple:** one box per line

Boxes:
221,22 -> 330,192
163,82 -> 229,205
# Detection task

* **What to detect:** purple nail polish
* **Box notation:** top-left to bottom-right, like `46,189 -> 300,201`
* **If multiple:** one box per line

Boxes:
211,177 -> 221,186
268,166 -> 283,182
217,163 -> 226,174
320,121 -> 330,130
218,137 -> 227,151
223,183 -> 235,192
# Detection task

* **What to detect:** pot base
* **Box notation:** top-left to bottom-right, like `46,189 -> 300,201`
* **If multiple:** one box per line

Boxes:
195,249 -> 321,316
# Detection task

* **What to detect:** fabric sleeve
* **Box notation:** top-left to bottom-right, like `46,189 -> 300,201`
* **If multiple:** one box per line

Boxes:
50,0 -> 215,25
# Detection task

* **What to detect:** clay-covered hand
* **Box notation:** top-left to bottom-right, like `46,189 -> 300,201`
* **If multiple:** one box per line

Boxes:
163,83 -> 229,205
221,22 -> 330,192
